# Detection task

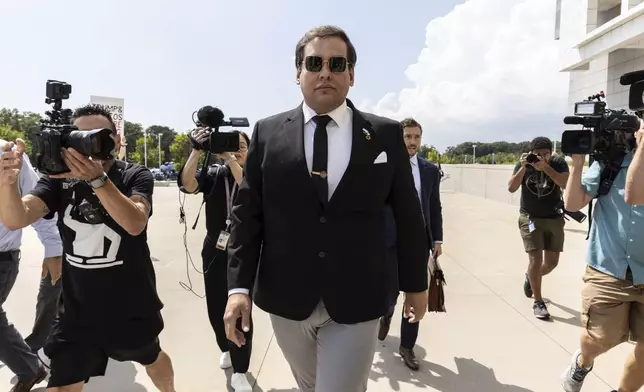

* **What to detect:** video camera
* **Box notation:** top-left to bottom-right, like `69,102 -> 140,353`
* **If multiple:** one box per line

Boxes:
192,106 -> 250,153
560,71 -> 644,161
36,80 -> 116,175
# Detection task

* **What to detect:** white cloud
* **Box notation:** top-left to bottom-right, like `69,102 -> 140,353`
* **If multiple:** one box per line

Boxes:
360,0 -> 569,150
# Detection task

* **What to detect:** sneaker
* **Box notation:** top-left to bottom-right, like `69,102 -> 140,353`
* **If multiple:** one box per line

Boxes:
10,366 -> 47,392
523,274 -> 533,298
219,351 -> 232,369
561,349 -> 593,392
533,300 -> 550,320
231,372 -> 253,392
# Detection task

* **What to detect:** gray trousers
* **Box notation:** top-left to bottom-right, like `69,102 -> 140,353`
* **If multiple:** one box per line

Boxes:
270,302 -> 379,392
0,255 -> 61,381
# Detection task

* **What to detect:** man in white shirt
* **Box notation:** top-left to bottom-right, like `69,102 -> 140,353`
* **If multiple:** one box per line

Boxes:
378,118 -> 444,370
0,140 -> 63,392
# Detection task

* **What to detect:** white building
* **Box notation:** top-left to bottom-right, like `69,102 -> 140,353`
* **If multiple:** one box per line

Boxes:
557,0 -> 644,111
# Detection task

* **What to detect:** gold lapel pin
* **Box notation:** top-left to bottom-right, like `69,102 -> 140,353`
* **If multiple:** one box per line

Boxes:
362,129 -> 371,140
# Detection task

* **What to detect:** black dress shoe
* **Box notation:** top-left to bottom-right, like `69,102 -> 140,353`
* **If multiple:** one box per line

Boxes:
399,347 -> 420,371
378,315 -> 392,341
10,366 -> 47,392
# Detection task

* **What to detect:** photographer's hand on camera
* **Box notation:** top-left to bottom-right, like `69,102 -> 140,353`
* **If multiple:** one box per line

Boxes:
520,153 -> 529,168
0,139 -> 26,186
189,128 -> 209,151
49,148 -> 105,182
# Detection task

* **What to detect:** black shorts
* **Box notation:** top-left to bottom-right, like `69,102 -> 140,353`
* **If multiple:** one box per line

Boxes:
45,312 -> 164,388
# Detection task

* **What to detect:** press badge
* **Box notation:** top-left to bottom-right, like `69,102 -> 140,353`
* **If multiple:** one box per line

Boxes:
528,221 -> 536,233
216,231 -> 231,250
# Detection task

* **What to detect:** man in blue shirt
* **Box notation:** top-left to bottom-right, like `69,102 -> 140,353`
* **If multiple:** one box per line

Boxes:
0,140 -> 63,392
562,142 -> 644,392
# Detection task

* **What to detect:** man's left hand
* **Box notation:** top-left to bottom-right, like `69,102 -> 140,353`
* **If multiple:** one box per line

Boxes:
50,148 -> 105,181
433,243 -> 443,258
42,256 -> 62,285
530,155 -> 548,172
403,291 -> 428,323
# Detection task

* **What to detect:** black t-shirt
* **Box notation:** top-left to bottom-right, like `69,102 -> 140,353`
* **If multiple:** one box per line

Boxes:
29,162 -> 163,328
513,155 -> 569,219
178,164 -> 237,238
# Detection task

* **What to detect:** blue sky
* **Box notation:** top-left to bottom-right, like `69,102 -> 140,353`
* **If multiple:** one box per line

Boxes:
0,0 -> 568,150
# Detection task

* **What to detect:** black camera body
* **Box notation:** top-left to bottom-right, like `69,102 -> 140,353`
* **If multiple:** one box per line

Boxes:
194,106 -> 250,154
561,71 -> 644,161
526,153 -> 540,164
36,80 -> 116,175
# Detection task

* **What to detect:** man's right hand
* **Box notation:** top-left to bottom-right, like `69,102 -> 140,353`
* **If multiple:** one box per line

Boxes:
0,139 -> 26,186
223,293 -> 252,347
519,153 -> 529,168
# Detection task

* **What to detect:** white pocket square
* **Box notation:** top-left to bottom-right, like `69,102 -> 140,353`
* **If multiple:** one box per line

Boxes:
373,151 -> 387,164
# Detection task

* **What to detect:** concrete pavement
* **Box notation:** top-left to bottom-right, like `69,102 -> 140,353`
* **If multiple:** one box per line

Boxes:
0,188 -> 632,391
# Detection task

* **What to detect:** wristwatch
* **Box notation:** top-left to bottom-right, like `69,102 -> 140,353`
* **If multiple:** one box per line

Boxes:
88,173 -> 108,189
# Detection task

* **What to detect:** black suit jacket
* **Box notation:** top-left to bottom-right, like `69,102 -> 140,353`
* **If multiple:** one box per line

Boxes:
227,99 -> 429,324
418,157 -> 443,245
384,157 -> 443,296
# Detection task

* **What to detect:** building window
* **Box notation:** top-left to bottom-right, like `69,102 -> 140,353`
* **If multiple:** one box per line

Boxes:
555,0 -> 562,40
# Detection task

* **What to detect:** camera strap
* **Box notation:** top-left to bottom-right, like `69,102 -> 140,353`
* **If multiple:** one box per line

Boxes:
585,153 -> 626,239
223,176 -> 238,231
191,152 -> 212,230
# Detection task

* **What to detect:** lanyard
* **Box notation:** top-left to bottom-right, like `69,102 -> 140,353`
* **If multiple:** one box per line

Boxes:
224,178 -> 238,228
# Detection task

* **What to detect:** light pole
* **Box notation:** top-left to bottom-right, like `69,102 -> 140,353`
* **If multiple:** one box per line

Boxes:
143,130 -> 148,167
492,152 -> 495,165
158,134 -> 162,167
472,144 -> 477,164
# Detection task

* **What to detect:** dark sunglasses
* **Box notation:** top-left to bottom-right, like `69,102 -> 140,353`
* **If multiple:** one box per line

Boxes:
303,56 -> 351,73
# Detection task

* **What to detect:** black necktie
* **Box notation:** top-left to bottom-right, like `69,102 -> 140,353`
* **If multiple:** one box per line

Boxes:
312,115 -> 332,204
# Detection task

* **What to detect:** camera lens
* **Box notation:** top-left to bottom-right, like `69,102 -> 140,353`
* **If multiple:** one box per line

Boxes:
66,128 -> 116,159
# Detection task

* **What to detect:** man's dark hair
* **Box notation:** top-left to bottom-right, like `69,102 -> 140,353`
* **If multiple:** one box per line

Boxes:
73,104 -> 117,133
400,118 -> 423,132
530,136 -> 553,152
295,25 -> 357,70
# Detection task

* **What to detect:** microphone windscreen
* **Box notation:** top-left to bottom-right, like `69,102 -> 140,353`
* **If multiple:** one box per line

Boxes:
620,70 -> 644,86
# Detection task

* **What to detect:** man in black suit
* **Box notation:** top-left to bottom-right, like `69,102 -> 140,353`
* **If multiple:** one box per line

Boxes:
223,25 -> 429,392
378,118 -> 443,371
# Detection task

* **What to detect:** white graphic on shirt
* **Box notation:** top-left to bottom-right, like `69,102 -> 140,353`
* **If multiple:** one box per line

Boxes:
62,204 -> 123,269
526,171 -> 555,198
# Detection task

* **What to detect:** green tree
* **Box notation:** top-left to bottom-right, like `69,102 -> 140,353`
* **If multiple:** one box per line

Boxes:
124,121 -> 144,160
145,125 -> 176,163
169,134 -> 192,169
131,135 -> 160,168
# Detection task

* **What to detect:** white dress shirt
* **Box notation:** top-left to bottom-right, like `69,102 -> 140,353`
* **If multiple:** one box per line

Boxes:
409,154 -> 422,205
228,101 -> 354,297
0,143 -> 62,258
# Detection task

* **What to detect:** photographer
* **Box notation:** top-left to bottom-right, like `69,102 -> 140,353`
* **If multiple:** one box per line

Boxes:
0,105 -> 176,392
178,128 -> 252,392
561,136 -> 644,392
625,120 -> 644,205
508,137 -> 569,320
